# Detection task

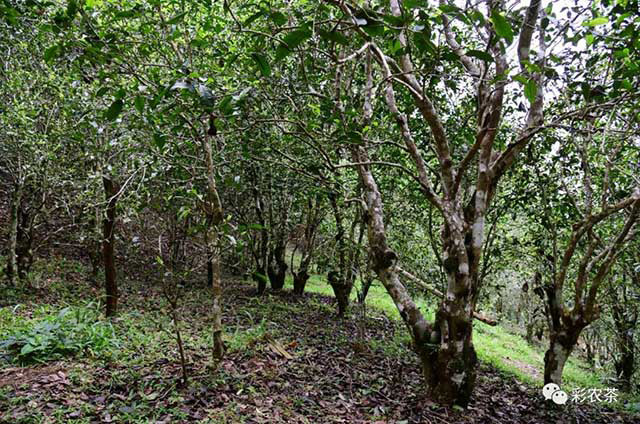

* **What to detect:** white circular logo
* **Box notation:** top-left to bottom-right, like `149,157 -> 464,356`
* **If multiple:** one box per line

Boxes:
542,382 -> 567,404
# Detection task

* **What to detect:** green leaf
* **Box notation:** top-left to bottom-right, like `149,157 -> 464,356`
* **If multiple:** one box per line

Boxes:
219,95 -> 233,115
513,74 -> 528,85
44,45 -> 59,63
582,17 -> 608,27
490,10 -> 513,44
134,96 -> 145,114
362,22 -> 385,37
275,28 -> 312,61
439,4 -> 462,15
381,14 -> 405,27
466,49 -> 494,62
153,133 -> 166,150
318,29 -> 349,46
104,99 -> 124,121
1,5 -> 20,25
96,87 -> 109,97
585,33 -> 595,46
243,11 -> 265,26
66,0 -> 78,19
404,0 -> 425,8
524,79 -> 537,104
20,344 -> 35,355
115,9 -> 137,19
251,53 -> 271,77
269,11 -> 287,26
613,48 -> 629,58
167,11 -> 187,25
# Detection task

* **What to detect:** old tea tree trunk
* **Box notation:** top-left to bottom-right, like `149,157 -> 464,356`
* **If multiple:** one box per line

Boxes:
200,117 -> 225,361
542,189 -> 640,385
330,0 -> 547,406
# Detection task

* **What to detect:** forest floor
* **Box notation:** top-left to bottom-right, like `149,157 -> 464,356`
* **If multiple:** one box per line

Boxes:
0,258 -> 639,423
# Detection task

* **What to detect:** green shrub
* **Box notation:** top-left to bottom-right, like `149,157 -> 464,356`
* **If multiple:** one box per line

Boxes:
0,303 -> 117,364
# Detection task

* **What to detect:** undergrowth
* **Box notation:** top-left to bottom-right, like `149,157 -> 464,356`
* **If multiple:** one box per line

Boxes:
0,302 -> 117,365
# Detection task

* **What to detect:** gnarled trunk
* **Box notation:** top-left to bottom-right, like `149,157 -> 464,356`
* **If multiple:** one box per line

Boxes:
328,270 -> 353,317
427,295 -> 478,406
292,269 -> 310,296
543,323 -> 584,385
15,204 -> 36,282
353,141 -> 482,406
326,193 -> 362,316
267,242 -> 287,290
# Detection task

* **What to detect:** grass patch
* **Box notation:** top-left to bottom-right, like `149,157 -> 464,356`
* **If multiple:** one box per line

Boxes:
225,318 -> 267,352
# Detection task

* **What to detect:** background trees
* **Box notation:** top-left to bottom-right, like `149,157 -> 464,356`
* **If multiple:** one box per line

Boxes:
1,0 -> 639,414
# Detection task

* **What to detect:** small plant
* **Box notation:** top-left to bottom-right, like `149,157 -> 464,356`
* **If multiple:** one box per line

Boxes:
226,318 -> 267,352
0,303 -> 117,364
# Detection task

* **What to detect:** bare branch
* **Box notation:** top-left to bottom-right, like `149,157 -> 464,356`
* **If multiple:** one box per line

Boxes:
439,1 -> 481,77
517,0 -> 542,69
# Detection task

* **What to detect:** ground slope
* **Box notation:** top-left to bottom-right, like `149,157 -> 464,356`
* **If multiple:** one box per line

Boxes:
0,269 -> 637,423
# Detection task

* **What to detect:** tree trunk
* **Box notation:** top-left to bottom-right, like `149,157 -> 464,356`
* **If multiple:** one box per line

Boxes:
102,176 -> 119,318
253,268 -> 267,294
583,331 -> 596,366
250,174 -> 269,295
267,242 -> 287,290
207,257 -> 213,287
207,223 -> 225,360
15,205 -> 35,282
328,270 -> 353,317
200,129 -> 225,361
290,198 -> 321,296
357,275 -> 373,304
525,322 -> 535,344
612,300 -> 636,392
6,182 -> 22,286
615,340 -> 634,392
543,324 -> 583,385
327,193 -> 359,316
351,144 -> 482,406
418,269 -> 478,406
292,270 -> 309,296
